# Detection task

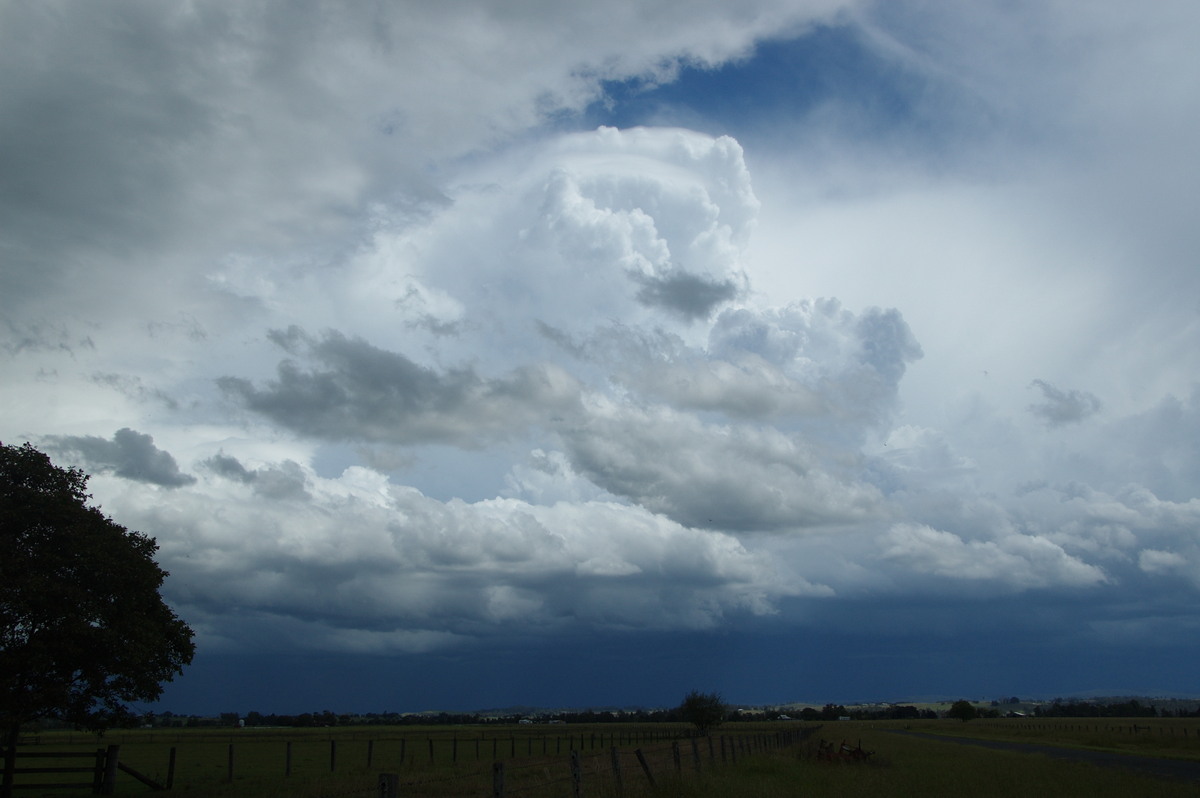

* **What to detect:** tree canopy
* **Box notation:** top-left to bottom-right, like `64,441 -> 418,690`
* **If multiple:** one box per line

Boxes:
0,442 -> 195,746
947,699 -> 978,722
678,689 -> 726,734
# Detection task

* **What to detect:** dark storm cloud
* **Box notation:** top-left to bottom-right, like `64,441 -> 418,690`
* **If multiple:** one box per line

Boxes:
0,3 -> 215,308
44,428 -> 195,487
1028,379 -> 1102,426
218,328 -> 581,445
202,453 -> 310,500
204,453 -> 255,483
631,269 -> 740,320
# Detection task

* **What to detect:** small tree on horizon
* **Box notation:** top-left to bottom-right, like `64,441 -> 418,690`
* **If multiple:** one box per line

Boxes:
948,699 -> 978,722
1,442 -> 195,794
679,690 -> 726,734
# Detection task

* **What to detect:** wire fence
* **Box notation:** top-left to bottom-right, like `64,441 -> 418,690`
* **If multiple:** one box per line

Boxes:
4,724 -> 819,797
380,726 -> 819,797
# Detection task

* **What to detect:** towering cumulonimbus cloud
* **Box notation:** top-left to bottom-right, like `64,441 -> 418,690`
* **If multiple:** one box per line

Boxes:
5,0 -> 1200,706
372,126 -> 761,355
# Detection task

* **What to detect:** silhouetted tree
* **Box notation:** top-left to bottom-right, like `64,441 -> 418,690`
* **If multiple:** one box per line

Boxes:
678,690 -> 726,734
948,700 -> 978,722
1,442 -> 194,795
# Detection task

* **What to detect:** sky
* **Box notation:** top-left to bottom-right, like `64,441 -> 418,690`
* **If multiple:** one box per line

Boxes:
3,1 -> 1200,715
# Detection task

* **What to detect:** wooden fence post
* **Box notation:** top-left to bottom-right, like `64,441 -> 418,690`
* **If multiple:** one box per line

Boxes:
610,746 -> 624,797
226,743 -> 234,783
492,761 -> 505,798
367,739 -> 374,769
672,740 -> 681,774
429,738 -> 434,763
2,739 -> 15,798
634,748 -> 656,788
399,738 -> 406,765
167,746 -> 177,789
330,740 -> 337,772
92,748 -> 105,794
378,773 -> 399,798
103,745 -> 120,795
285,741 -> 292,777
453,736 -> 458,764
570,749 -> 582,798
691,737 -> 701,772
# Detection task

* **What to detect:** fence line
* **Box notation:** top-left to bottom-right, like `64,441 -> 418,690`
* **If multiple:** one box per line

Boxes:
166,727 -> 692,781
7,725 -> 819,796
477,726 -> 818,797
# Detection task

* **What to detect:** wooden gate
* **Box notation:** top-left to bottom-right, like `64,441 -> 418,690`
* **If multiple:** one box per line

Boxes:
1,743 -> 114,796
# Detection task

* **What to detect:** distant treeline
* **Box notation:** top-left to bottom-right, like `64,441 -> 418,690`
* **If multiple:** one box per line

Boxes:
1034,699 -> 1186,718
145,704 -> 938,728
802,704 -> 939,721
126,697 -> 1200,729
153,707 -> 802,728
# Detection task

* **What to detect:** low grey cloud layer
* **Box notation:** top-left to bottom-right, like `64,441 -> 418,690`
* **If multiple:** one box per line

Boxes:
45,428 -> 196,488
219,328 -> 582,446
631,270 -> 741,320
3,0 -> 1199,708
1027,379 -> 1102,427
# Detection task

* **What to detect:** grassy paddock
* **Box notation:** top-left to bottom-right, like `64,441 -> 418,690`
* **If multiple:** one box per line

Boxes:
886,716 -> 1200,761
10,719 -> 1200,796
657,724 -> 1200,798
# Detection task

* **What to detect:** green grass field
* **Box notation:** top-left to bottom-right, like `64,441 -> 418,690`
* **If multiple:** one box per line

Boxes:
9,719 -> 1200,797
657,723 -> 1200,798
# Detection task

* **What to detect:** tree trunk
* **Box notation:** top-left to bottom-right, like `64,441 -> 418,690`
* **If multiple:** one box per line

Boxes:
2,724 -> 19,798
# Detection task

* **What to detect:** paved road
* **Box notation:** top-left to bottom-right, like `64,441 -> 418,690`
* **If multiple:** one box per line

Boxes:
884,729 -> 1200,783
